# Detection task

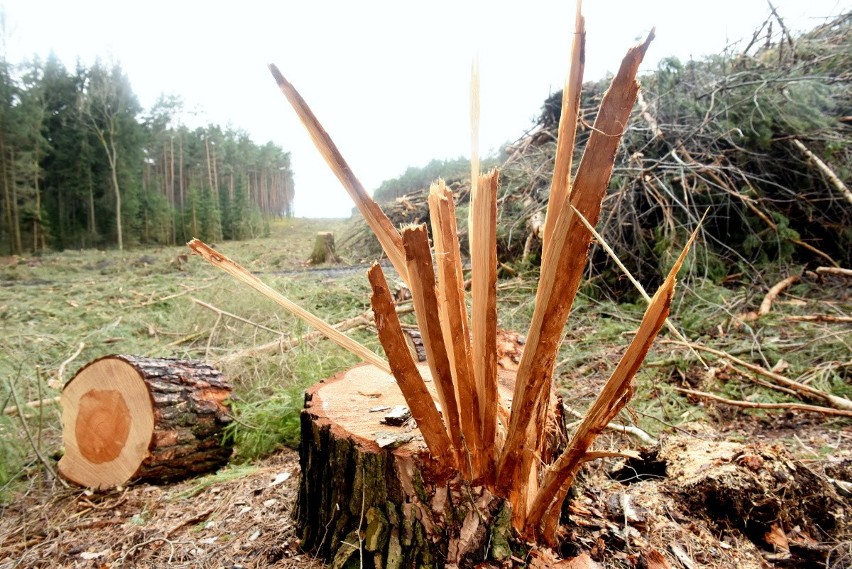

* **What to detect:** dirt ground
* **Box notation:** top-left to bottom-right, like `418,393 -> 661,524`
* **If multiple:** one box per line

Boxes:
1,414 -> 848,568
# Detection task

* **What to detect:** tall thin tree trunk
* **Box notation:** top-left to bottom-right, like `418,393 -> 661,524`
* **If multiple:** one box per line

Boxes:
33,150 -> 42,252
87,165 -> 96,240
169,136 -> 176,243
108,139 -> 122,250
10,149 -> 21,254
1,141 -> 13,255
178,132 -> 184,209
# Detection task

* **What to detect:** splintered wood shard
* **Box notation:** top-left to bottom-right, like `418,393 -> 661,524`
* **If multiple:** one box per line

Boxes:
527,227 -> 697,544
469,169 -> 500,476
188,239 -> 390,373
367,263 -> 454,465
402,224 -> 466,470
268,64 -> 408,283
542,1 -> 585,257
499,30 -> 655,518
428,181 -> 483,476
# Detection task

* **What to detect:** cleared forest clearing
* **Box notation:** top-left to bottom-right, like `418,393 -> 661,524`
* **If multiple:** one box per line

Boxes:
0,214 -> 848,567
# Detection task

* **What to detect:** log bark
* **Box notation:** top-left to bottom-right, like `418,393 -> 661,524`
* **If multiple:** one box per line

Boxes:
297,356 -> 523,568
59,355 -> 233,489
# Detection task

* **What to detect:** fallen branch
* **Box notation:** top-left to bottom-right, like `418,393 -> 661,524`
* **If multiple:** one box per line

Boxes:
740,274 -> 799,322
675,388 -> 852,418
5,376 -> 64,485
563,405 -> 657,445
815,266 -> 852,278
784,315 -> 852,323
188,238 -> 390,373
668,341 -> 852,412
759,275 -> 800,315
791,138 -> 852,205
55,341 -> 86,388
190,297 -> 284,336
3,396 -> 60,417
719,361 -> 799,397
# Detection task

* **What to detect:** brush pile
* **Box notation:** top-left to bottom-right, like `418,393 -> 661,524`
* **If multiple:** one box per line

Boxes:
345,11 -> 851,295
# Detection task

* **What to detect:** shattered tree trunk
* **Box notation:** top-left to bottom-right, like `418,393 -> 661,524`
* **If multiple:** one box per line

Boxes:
297,335 -> 548,569
267,5 -> 665,563
59,355 -> 233,489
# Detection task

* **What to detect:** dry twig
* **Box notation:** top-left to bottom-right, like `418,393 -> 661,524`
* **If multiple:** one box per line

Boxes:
188,239 -> 389,373
676,388 -> 852,418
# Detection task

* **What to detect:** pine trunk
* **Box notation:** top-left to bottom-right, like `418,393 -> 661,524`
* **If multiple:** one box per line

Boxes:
59,355 -> 233,489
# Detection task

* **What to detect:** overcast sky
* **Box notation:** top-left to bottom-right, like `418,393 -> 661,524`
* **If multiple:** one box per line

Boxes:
1,0 -> 847,217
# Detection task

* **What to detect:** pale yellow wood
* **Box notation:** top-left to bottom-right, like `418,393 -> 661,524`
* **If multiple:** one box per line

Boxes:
468,170 -> 499,474
428,182 -> 482,475
59,358 -> 154,489
542,2 -> 586,256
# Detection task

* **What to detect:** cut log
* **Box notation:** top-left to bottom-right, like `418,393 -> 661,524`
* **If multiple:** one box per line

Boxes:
309,231 -> 341,264
297,340 -> 525,568
59,355 -> 233,489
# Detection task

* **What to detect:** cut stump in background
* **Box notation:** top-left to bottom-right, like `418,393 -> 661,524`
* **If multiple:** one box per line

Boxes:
59,355 -> 233,489
309,231 -> 341,264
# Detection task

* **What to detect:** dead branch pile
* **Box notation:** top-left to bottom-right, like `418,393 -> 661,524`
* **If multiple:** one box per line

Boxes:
343,12 -> 851,294
338,181 -> 470,262
504,11 -> 852,293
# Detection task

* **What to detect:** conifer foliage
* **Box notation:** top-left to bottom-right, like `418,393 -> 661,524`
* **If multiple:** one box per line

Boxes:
0,54 -> 294,254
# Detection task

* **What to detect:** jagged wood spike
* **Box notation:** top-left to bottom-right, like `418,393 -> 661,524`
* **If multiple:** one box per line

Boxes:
428,181 -> 483,477
542,1 -> 586,257
498,31 -> 655,522
402,225 -> 466,472
268,64 -> 408,283
526,226 -> 697,544
367,263 -> 455,464
469,169 -> 500,479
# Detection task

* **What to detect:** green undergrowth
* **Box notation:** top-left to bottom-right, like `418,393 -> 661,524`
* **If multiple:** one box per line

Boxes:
0,217 -> 353,499
1,215 -> 848,502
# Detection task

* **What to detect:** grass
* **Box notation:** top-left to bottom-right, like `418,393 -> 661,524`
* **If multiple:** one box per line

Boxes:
1,217 -> 849,501
0,217 -> 357,498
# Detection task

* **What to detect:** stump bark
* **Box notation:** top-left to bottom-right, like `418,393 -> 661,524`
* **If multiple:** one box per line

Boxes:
309,231 -> 341,264
59,355 -> 233,489
297,363 -> 514,569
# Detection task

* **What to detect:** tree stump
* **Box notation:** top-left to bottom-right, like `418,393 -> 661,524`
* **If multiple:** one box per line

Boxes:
59,355 -> 233,489
296,331 -> 543,568
298,364 -> 511,568
309,231 -> 341,264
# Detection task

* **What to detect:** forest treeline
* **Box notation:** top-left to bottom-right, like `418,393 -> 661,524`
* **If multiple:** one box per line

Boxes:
0,52 -> 295,254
